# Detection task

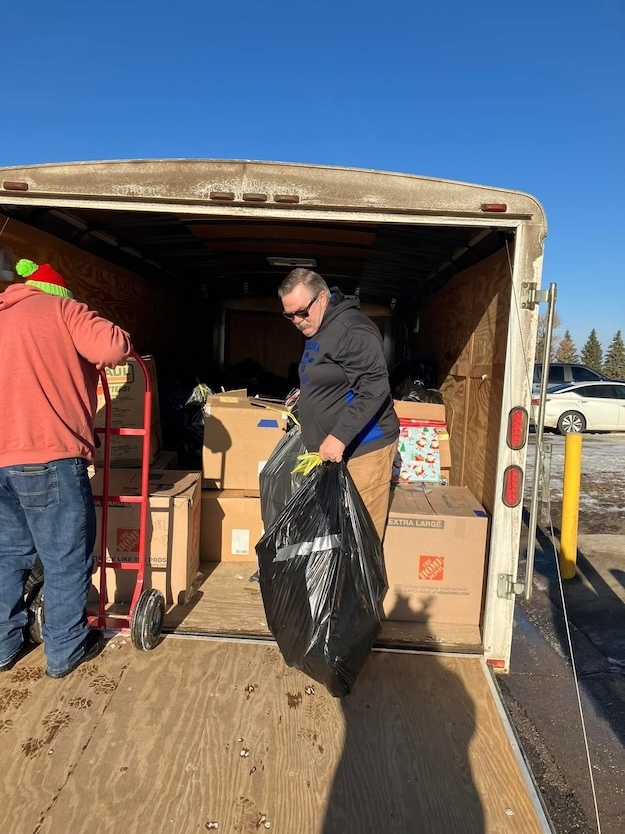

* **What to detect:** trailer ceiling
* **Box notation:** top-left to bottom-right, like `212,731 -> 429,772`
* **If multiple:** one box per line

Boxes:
0,204 -> 510,308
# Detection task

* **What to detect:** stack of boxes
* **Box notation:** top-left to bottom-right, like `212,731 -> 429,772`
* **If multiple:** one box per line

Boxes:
200,392 -> 288,563
383,399 -> 489,627
90,359 -> 490,628
90,356 -> 202,606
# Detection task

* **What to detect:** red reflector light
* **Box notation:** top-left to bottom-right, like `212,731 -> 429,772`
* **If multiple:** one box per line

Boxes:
507,407 -> 528,450
487,659 -> 506,669
2,180 -> 29,191
502,465 -> 523,507
481,203 -> 507,212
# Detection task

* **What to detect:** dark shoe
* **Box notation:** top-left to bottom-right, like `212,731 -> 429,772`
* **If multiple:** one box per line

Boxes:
0,628 -> 31,672
248,571 -> 260,583
45,629 -> 105,679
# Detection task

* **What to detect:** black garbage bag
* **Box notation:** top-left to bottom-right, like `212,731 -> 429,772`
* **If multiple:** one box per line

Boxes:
259,425 -> 307,529
395,377 -> 444,404
256,462 -> 387,697
178,382 -> 213,468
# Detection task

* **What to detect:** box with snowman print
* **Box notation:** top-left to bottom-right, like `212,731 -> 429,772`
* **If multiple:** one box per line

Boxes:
392,401 -> 451,485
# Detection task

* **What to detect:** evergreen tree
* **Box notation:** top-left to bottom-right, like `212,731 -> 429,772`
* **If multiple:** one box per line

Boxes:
555,330 -> 579,363
580,329 -> 603,372
603,330 -> 625,380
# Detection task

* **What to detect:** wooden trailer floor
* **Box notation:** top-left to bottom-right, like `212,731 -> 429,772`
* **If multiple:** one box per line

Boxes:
162,561 -> 483,653
0,636 -> 547,834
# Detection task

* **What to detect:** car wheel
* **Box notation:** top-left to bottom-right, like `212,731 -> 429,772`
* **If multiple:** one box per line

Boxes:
557,410 -> 586,435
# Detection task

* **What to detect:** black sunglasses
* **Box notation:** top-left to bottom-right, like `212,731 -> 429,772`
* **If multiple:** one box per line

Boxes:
282,294 -> 318,321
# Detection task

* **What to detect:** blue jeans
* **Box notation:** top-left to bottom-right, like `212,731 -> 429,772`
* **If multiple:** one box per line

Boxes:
0,458 -> 96,674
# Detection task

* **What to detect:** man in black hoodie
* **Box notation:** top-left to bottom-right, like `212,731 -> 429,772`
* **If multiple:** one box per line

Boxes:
279,268 -> 399,539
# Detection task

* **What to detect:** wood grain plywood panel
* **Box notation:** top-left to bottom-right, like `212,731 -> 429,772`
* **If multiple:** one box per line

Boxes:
0,639 -> 133,834
467,250 -> 511,367
417,279 -> 474,377
456,252 -> 509,511
226,310 -> 304,378
463,377 -> 496,508
439,374 -> 465,486
0,215 -> 204,362
415,249 -> 511,509
199,241 -> 373,259
163,562 -> 482,651
31,640 -> 545,834
187,222 -> 377,247
478,371 -> 504,512
165,561 -> 272,636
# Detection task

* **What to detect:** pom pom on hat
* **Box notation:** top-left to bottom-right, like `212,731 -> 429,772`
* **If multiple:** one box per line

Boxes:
16,258 -> 73,299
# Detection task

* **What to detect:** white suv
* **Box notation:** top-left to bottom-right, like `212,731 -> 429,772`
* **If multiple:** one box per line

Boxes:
533,363 -> 609,394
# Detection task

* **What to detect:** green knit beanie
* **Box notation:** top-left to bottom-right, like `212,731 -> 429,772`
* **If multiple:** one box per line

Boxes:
16,258 -> 74,299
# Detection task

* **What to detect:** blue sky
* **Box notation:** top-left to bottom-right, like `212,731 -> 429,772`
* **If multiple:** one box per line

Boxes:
2,0 -> 623,353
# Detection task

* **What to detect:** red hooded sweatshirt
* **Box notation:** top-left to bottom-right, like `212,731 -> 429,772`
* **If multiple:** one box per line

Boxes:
0,283 -> 132,467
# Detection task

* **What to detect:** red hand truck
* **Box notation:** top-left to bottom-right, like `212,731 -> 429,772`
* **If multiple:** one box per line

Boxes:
26,353 -> 165,651
88,351 -> 165,650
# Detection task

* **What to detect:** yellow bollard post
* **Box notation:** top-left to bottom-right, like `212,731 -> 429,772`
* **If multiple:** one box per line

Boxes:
560,433 -> 582,579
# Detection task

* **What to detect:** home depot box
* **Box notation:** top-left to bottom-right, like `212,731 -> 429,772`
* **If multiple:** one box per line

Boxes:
89,469 -> 201,604
202,394 -> 288,490
392,400 -> 451,485
382,485 -> 488,625
200,489 -> 263,562
95,355 -> 163,467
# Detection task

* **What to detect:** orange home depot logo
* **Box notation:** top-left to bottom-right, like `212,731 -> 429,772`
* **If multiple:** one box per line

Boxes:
116,527 -> 140,553
419,555 -> 445,581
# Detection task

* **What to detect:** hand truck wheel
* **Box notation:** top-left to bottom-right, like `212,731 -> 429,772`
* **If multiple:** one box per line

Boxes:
27,586 -> 45,645
130,589 -> 165,651
24,557 -> 44,598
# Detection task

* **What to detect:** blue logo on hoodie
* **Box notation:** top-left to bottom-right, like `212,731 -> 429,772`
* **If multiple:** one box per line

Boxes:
300,340 -> 319,387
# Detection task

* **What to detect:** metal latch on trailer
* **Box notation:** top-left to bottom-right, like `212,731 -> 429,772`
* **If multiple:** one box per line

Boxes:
498,574 -> 524,599
520,283 -> 550,310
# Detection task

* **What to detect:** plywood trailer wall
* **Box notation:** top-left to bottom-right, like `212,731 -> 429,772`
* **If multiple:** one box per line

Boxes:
414,248 -> 512,512
0,215 -> 207,372
225,308 -> 390,394
226,310 -> 306,379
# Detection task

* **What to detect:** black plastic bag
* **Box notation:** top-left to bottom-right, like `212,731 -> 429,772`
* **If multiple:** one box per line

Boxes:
395,377 -> 444,404
259,426 -> 307,529
163,381 -> 213,469
256,462 -> 387,697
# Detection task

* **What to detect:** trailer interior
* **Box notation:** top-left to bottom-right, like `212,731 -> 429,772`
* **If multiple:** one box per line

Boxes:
0,162 -> 534,655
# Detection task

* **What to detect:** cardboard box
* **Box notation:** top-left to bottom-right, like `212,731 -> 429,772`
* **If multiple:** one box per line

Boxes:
202,394 -> 288,490
382,486 -> 488,625
90,469 -> 201,604
201,489 -> 263,562
95,355 -> 163,467
90,448 -> 178,477
392,400 -> 451,484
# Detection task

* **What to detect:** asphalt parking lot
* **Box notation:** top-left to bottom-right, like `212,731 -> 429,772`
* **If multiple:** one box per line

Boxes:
499,432 -> 625,833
